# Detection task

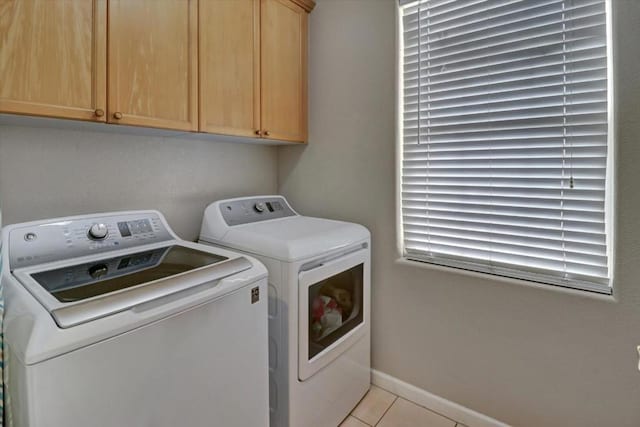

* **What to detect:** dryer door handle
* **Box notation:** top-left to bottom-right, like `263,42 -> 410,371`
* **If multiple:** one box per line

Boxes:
299,243 -> 368,273
51,257 -> 252,328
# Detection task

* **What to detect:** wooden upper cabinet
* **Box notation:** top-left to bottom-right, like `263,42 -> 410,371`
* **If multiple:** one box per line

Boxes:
108,0 -> 198,131
199,0 -> 260,138
261,0 -> 309,143
0,0 -> 107,121
0,0 -> 313,141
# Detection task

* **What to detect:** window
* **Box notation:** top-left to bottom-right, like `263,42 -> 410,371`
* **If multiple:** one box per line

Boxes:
398,0 -> 612,293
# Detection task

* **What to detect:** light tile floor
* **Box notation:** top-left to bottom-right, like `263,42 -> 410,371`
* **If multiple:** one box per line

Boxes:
341,385 -> 467,427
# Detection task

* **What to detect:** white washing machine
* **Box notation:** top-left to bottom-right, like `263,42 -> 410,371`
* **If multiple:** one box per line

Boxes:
1,210 -> 269,427
199,196 -> 371,427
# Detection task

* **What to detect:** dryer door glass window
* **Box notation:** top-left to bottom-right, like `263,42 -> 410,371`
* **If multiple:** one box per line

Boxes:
308,263 -> 364,360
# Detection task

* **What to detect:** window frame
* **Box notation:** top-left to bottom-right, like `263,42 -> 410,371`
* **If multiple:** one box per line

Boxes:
394,0 -> 616,294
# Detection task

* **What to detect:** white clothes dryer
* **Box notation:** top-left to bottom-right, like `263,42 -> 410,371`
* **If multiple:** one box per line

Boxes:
2,210 -> 269,427
199,196 -> 371,427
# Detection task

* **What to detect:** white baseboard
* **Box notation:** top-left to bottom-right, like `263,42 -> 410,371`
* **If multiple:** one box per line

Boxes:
371,369 -> 510,427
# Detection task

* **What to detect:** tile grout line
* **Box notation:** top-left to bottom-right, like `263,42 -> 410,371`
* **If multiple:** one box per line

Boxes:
350,413 -> 373,426
371,385 -> 462,426
347,387 -> 370,426
373,395 -> 398,427
371,383 -> 396,396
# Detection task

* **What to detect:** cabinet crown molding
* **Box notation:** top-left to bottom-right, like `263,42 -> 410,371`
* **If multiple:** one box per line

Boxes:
291,0 -> 315,12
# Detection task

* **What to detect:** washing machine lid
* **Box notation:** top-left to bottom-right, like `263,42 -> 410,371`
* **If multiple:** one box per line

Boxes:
14,243 -> 252,328
204,216 -> 370,262
32,245 -> 228,302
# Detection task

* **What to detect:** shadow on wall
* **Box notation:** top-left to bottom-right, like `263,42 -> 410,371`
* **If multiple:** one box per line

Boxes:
277,145 -> 306,194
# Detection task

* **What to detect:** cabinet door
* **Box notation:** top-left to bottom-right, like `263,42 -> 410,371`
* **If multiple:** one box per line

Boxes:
261,0 -> 308,143
108,0 -> 197,131
199,0 -> 260,137
0,0 -> 107,121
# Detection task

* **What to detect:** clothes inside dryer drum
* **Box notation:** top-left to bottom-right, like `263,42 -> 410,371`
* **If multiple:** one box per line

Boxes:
31,245 -> 228,302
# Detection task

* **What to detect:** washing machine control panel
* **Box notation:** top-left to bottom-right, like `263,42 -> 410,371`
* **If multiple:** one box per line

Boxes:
220,196 -> 296,226
8,212 -> 173,269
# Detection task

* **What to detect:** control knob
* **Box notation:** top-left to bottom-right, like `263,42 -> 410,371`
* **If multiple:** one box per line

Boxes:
254,202 -> 266,213
88,264 -> 109,279
88,223 -> 109,240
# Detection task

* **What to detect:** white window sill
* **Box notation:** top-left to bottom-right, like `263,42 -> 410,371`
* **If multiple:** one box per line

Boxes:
395,257 -> 617,303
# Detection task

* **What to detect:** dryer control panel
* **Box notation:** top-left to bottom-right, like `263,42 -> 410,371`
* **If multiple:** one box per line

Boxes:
219,196 -> 296,226
7,212 -> 173,270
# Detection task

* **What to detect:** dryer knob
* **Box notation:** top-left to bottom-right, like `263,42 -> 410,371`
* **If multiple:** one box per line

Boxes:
88,223 -> 109,240
254,202 -> 266,213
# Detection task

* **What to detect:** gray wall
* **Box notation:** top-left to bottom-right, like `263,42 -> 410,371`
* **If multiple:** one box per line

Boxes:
0,123 -> 278,240
279,0 -> 640,426
2,1 -> 639,425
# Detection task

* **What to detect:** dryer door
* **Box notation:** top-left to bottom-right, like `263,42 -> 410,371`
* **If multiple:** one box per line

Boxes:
298,247 -> 369,381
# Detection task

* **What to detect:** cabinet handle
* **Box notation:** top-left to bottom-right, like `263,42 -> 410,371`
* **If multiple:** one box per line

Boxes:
263,130 -> 270,137
254,130 -> 261,136
113,112 -> 123,120
94,109 -> 105,118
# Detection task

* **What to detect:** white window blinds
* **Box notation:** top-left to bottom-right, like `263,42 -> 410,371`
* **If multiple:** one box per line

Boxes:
399,0 -> 611,292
